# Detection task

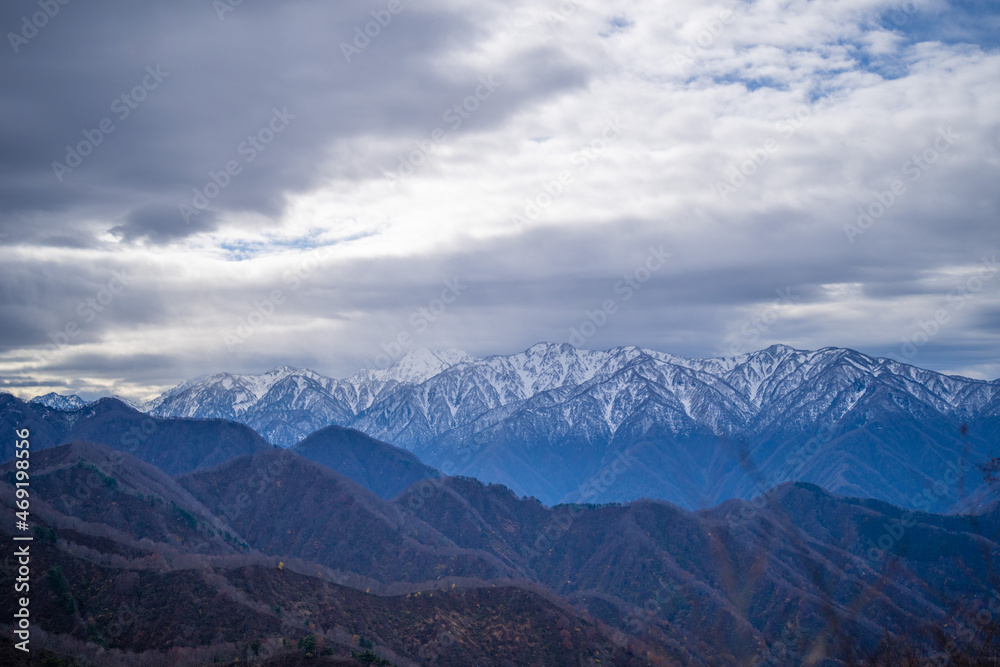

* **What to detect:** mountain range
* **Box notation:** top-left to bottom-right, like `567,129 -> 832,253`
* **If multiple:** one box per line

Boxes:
0,393 -> 271,474
3,355 -> 999,665
1,442 -> 649,666
55,343 -> 998,513
2,439 -> 997,665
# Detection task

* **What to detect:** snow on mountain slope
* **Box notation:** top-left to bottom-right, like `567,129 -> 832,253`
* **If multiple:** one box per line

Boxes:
134,343 -> 1000,452
339,344 -> 998,509
350,343 -> 998,450
368,348 -> 477,385
30,392 -> 88,411
142,350 -> 480,446
41,343 -> 998,509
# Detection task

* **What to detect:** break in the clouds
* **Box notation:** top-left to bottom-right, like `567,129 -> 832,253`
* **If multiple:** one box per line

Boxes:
0,0 -> 998,400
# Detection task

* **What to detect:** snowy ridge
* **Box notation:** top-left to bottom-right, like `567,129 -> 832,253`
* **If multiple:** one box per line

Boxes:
39,343 -> 1000,453
29,392 -> 88,411
29,343 -> 1000,509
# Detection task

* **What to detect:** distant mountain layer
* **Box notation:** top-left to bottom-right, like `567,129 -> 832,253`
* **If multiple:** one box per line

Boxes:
30,391 -> 87,411
1,443 -> 643,666
290,425 -> 440,500
3,442 -> 997,665
133,344 -> 1000,512
0,393 -> 270,474
143,350 -> 475,447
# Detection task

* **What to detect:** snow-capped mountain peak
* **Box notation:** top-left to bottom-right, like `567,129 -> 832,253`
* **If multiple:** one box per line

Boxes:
368,348 -> 477,385
29,392 -> 88,411
29,343 -> 1000,509
132,343 -> 999,462
23,343 -> 1000,507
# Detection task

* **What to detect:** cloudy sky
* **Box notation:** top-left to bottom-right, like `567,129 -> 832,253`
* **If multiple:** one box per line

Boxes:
1,0 -> 998,401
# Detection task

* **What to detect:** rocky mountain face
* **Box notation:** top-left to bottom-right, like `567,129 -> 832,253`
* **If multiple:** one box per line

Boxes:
135,344 -> 1000,511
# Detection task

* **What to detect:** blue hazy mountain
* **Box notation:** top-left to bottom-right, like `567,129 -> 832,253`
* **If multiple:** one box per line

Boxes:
0,393 -> 270,474
7,441 -> 997,665
290,424 -> 440,499
135,344 -> 999,512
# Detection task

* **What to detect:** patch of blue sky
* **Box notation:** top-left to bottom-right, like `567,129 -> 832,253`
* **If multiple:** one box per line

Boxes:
600,15 -> 634,37
877,0 -> 1000,51
852,50 -> 911,80
682,1 -> 998,98
219,230 -> 374,261
708,72 -> 790,92
839,1 -> 999,82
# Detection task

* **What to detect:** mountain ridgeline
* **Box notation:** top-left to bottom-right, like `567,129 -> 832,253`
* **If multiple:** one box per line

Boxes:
290,425 -> 441,500
1,441 -> 997,665
117,344 -> 1000,512
0,393 -> 271,474
4,340 -> 1000,665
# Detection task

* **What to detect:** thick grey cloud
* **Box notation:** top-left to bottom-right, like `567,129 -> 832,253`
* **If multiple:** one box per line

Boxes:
0,0 -> 998,399
110,205 -> 219,243
0,0 -> 587,244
